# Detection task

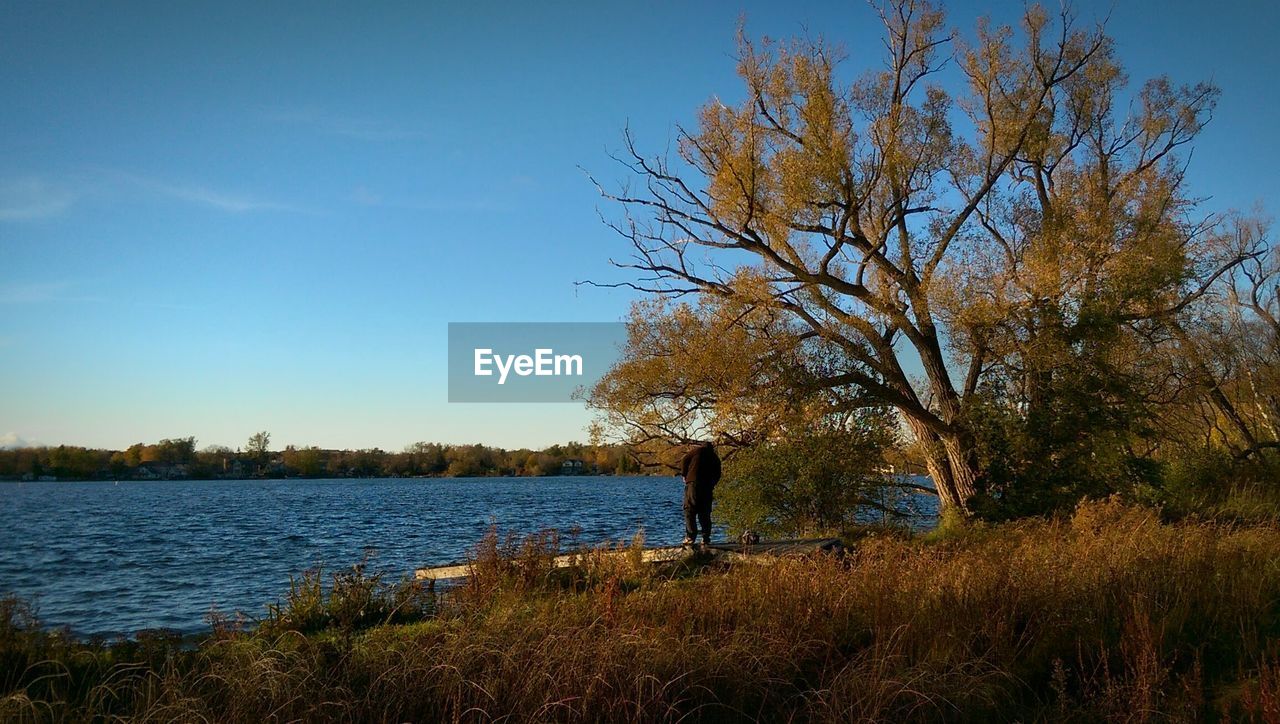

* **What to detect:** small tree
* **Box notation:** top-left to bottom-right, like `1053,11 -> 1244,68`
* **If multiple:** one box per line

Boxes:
246,431 -> 271,465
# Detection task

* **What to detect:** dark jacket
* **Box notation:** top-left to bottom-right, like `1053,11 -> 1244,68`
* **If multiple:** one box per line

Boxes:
680,443 -> 721,505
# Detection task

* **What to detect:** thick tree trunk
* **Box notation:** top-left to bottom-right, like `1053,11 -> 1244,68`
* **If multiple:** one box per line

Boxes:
905,417 -> 978,518
897,318 -> 983,518
924,452 -> 964,513
941,432 -> 979,506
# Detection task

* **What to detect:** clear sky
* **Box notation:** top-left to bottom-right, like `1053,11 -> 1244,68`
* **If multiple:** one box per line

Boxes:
2,1 -> 1277,452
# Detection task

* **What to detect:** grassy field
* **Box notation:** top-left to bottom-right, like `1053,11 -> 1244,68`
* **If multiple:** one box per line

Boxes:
5,498 -> 1280,722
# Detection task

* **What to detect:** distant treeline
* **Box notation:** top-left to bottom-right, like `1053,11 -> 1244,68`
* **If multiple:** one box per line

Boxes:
0,435 -> 648,481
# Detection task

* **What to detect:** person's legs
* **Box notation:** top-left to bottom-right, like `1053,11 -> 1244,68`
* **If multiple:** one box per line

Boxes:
697,499 -> 712,544
682,483 -> 699,544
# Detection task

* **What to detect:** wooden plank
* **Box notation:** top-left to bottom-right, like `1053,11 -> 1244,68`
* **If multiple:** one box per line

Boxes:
413,538 -> 843,581
414,563 -> 473,580
414,546 -> 689,581
413,539 -> 844,580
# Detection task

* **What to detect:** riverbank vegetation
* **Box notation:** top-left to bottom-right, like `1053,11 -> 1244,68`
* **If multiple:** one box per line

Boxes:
0,437 -> 645,482
6,499 -> 1280,721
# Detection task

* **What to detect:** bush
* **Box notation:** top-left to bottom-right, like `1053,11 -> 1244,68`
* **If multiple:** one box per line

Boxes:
1153,446 -> 1280,522
260,558 -> 434,637
964,388 -> 1164,518
717,411 -> 902,537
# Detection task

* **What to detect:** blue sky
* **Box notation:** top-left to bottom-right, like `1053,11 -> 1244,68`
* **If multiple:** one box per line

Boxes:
2,1 -> 1277,451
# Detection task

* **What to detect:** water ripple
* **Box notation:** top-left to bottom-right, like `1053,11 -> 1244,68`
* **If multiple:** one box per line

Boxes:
0,476 -> 693,635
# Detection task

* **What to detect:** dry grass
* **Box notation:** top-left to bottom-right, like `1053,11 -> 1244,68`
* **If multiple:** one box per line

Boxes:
6,499 -> 1280,722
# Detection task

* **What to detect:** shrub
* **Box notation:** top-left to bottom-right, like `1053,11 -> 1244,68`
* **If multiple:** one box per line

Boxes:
260,558 -> 434,637
717,412 -> 902,537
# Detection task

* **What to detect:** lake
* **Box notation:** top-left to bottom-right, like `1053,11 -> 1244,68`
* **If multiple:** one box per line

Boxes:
0,476 -> 695,636
0,475 -> 934,636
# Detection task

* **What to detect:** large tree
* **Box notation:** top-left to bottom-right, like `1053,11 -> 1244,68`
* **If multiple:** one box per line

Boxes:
589,1 -> 1258,517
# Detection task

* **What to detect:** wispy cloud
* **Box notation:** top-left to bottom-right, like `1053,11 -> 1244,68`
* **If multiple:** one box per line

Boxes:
0,432 -> 34,450
0,170 -> 306,218
265,106 -> 428,142
350,186 -> 385,206
0,280 -> 102,304
102,170 -> 304,213
347,185 -> 502,212
0,178 -> 77,221
146,179 -> 300,213
0,280 -> 208,313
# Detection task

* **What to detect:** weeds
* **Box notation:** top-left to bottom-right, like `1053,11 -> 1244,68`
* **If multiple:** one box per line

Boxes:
260,558 -> 435,637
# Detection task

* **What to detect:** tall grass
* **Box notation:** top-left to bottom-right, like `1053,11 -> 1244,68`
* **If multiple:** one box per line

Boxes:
5,499 -> 1280,721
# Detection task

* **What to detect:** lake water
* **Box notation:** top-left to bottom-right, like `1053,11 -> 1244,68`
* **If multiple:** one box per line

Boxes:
0,476 -> 697,636
0,475 -> 934,636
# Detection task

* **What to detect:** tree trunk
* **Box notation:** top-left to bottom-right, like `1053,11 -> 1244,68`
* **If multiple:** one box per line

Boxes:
905,322 -> 982,517
941,432 -> 980,506
905,417 -> 977,518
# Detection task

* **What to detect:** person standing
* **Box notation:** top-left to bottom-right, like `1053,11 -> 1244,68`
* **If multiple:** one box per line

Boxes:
680,441 -> 721,545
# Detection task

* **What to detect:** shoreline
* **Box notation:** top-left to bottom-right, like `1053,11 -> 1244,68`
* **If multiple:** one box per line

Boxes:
6,500 -> 1280,720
